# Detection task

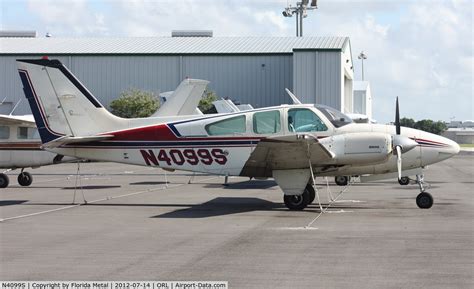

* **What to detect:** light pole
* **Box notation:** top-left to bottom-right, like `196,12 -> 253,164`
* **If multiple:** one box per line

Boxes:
282,0 -> 318,37
358,51 -> 367,81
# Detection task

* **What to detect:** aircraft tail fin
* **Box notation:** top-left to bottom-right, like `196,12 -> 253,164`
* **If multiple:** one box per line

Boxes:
152,78 -> 209,117
17,59 -> 127,144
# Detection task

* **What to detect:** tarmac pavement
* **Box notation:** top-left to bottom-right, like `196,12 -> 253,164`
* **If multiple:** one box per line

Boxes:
1,155 -> 473,288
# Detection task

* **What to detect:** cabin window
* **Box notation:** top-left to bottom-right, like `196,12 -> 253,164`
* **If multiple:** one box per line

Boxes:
205,115 -> 246,136
17,127 -> 40,139
253,110 -> 281,134
0,126 -> 10,139
288,108 -> 328,132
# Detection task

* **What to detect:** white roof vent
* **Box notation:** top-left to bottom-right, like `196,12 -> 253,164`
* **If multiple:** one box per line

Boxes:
171,30 -> 213,37
0,30 -> 36,38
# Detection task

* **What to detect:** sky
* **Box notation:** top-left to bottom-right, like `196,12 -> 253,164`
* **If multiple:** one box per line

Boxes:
0,0 -> 473,123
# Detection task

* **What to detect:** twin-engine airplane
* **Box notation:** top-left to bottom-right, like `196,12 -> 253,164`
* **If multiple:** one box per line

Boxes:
17,59 -> 460,210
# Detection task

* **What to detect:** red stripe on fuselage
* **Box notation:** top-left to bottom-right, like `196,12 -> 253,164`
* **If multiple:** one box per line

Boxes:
107,124 -> 264,142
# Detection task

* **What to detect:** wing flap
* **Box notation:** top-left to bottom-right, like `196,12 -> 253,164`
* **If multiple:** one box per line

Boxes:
241,134 -> 334,177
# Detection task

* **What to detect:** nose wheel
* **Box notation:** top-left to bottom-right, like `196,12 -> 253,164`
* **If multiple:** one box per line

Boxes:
416,192 -> 433,209
415,174 -> 433,209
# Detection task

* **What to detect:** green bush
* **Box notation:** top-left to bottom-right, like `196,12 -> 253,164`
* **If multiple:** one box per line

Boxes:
110,88 -> 159,118
198,90 -> 218,114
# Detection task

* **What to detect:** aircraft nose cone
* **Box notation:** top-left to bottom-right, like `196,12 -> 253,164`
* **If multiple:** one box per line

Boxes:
437,137 -> 460,161
449,140 -> 461,155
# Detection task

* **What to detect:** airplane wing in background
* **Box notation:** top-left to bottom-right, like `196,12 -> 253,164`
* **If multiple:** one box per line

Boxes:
240,134 -> 334,177
0,114 -> 35,125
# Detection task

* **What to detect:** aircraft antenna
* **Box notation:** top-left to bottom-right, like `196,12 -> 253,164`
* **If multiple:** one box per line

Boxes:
9,99 -> 22,116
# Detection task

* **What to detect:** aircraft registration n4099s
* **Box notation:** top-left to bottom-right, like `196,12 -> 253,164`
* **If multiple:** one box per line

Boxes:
17,58 -> 460,210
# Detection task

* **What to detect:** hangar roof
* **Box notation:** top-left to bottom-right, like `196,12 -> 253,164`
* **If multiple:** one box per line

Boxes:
0,36 -> 349,55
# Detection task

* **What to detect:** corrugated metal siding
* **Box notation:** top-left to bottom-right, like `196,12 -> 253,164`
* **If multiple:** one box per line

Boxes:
0,55 -> 71,115
293,51 -> 342,110
182,55 -> 292,107
70,56 -> 181,105
0,37 -> 348,54
1,54 -> 293,114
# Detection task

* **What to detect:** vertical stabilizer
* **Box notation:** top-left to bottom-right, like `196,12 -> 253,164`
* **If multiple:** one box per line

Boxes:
17,59 -> 127,144
152,78 -> 209,117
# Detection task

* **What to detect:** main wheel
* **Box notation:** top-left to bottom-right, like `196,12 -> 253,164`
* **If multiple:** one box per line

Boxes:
284,191 -> 310,211
0,173 -> 9,188
398,177 -> 410,186
416,192 -> 433,209
18,172 -> 33,186
306,184 -> 315,204
335,176 -> 349,186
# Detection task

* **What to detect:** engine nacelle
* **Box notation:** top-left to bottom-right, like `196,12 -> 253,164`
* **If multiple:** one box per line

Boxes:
320,132 -> 392,165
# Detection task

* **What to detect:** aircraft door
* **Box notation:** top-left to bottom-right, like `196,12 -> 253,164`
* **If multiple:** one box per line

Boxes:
286,108 -> 329,137
0,125 -> 12,167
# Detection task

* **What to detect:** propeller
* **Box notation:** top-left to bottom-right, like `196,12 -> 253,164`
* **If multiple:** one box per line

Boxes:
395,97 -> 402,180
392,97 -> 417,180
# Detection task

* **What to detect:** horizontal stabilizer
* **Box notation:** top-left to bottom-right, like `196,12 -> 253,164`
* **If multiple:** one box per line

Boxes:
42,135 -> 114,148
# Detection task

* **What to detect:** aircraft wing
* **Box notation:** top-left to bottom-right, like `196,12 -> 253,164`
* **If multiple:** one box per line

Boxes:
0,114 -> 35,125
241,134 -> 334,176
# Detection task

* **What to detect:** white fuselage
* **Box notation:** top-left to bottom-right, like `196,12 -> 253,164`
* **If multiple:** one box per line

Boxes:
47,104 -> 459,178
0,121 -> 65,169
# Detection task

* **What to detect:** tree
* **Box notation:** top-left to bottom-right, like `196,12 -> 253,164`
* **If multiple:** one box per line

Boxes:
400,117 -> 415,128
399,117 -> 447,135
110,88 -> 159,118
413,119 -> 447,135
198,90 -> 218,114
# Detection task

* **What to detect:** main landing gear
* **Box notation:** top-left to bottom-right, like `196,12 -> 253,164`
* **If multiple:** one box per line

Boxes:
335,176 -> 350,186
0,169 -> 34,188
415,174 -> 433,209
0,173 -> 9,188
283,184 -> 316,211
398,176 -> 410,186
283,184 -> 315,210
18,171 -> 33,186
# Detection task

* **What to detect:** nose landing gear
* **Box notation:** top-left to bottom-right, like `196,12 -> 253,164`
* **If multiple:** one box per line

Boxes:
415,174 -> 433,209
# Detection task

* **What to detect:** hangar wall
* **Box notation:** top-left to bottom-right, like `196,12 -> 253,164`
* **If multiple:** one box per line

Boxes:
292,50 -> 342,110
0,54 -> 293,115
0,36 -> 353,116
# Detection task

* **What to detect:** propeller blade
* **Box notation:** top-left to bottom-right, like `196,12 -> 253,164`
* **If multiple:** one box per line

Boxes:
396,146 -> 402,180
395,97 -> 401,135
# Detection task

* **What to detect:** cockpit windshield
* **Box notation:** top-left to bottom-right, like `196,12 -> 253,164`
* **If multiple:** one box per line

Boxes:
315,105 -> 353,128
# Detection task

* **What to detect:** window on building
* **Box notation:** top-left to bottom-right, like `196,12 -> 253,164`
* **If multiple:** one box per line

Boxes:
17,127 -> 40,139
205,115 -> 246,136
0,126 -> 10,139
288,108 -> 328,132
253,110 -> 281,134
